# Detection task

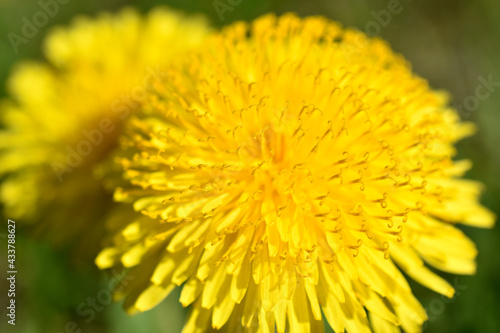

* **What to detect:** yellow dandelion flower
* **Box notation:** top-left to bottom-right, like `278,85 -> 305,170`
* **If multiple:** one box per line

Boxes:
0,8 -> 210,250
96,14 -> 495,332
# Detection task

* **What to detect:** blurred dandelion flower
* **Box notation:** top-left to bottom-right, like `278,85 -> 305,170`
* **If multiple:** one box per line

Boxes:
97,14 -> 494,332
0,8 -> 210,252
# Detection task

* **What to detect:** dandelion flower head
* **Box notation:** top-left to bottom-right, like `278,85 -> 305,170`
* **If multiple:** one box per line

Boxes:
0,8 -> 210,248
97,13 -> 495,332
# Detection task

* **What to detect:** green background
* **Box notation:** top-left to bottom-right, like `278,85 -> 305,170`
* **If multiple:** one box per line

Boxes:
0,0 -> 499,332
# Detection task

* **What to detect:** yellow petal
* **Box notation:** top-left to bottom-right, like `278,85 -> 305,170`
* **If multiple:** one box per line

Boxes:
135,283 -> 174,311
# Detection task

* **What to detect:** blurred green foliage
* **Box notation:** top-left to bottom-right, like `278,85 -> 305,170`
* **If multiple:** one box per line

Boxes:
0,0 -> 499,332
